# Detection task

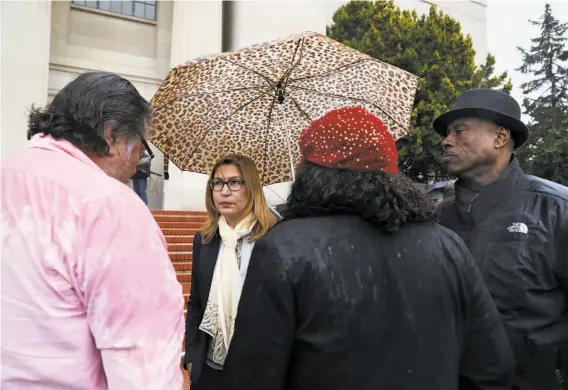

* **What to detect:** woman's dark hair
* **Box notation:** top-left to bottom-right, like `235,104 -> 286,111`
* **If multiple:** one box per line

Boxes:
27,71 -> 151,156
284,161 -> 437,233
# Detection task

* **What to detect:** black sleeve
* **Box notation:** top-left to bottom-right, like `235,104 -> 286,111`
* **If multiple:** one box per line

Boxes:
556,214 -> 568,299
224,236 -> 295,390
183,232 -> 203,370
455,237 -> 516,390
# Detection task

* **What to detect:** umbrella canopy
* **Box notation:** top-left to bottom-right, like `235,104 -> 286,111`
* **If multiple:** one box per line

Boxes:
149,31 -> 420,185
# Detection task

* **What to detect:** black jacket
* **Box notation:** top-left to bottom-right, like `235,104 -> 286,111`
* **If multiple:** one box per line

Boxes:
439,158 -> 568,390
183,232 -> 220,384
219,215 -> 514,390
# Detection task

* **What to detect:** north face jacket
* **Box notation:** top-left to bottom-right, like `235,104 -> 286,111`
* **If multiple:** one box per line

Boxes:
439,157 -> 568,390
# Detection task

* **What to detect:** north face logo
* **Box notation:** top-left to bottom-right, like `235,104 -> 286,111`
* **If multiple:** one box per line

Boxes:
507,222 -> 528,234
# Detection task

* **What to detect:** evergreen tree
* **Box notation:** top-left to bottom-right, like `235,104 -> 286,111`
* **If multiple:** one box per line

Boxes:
327,0 -> 512,182
516,3 -> 568,185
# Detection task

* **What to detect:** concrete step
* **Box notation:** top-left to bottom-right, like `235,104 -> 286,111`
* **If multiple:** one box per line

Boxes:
154,215 -> 208,223
161,228 -> 200,236
151,209 -> 207,216
180,280 -> 190,294
176,272 -> 191,283
165,235 -> 195,244
168,243 -> 193,252
170,251 -> 192,262
173,262 -> 192,272
157,222 -> 205,229
152,209 -> 199,352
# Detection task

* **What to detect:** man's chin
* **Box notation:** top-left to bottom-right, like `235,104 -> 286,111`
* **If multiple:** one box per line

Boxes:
444,163 -> 461,176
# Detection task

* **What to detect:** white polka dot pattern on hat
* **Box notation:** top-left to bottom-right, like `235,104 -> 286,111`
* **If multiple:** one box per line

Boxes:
299,107 -> 398,174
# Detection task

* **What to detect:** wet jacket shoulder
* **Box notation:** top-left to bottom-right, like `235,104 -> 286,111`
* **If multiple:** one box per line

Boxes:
438,160 -> 568,389
527,174 -> 568,293
439,165 -> 568,301
223,215 -> 514,390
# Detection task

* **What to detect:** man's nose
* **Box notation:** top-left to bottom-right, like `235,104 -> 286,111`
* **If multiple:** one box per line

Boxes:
441,131 -> 454,148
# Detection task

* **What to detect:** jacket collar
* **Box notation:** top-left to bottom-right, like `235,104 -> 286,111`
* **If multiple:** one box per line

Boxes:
454,157 -> 528,223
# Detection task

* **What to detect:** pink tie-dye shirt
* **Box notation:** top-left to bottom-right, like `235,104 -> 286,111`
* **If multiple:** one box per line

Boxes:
1,134 -> 185,390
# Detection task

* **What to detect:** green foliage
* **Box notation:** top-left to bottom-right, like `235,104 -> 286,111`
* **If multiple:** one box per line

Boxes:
515,3 -> 568,185
327,0 -> 512,182
472,54 -> 513,94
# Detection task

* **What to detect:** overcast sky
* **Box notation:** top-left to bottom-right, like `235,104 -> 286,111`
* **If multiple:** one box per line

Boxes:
487,0 -> 568,116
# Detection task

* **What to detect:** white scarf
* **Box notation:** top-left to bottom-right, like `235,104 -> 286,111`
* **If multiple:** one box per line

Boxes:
199,214 -> 255,366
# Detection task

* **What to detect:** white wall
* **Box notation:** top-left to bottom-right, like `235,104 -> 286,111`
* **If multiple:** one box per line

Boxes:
50,1 -> 172,81
1,0 -> 52,158
423,0 -> 488,64
162,0 -> 223,211
47,0 -> 173,209
229,1 -> 344,49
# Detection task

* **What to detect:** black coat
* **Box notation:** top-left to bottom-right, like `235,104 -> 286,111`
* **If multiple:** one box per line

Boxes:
183,232 -> 220,384
219,215 -> 514,390
439,158 -> 568,390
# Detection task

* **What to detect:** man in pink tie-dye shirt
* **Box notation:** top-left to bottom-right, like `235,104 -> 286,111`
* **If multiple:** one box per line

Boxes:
1,72 -> 184,389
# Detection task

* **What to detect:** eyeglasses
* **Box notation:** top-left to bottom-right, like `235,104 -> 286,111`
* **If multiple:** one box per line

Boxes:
209,178 -> 245,192
141,138 -> 155,160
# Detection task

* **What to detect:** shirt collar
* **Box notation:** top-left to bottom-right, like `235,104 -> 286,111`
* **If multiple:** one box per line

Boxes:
28,134 -> 105,174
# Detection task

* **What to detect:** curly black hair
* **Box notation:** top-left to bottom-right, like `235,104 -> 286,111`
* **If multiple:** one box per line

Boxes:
27,72 -> 151,156
284,161 -> 437,233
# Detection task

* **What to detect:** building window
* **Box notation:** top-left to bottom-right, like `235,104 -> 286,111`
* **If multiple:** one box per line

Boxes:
72,1 -> 157,22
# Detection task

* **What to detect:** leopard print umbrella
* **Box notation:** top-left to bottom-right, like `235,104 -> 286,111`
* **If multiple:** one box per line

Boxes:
149,32 -> 420,185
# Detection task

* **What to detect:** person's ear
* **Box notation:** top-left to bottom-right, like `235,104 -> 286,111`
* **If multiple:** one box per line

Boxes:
494,126 -> 511,149
102,125 -> 118,157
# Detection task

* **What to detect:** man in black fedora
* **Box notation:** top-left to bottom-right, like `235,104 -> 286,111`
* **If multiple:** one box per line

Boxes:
434,88 -> 568,390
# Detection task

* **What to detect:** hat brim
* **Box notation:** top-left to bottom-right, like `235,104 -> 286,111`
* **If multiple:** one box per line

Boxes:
433,107 -> 529,148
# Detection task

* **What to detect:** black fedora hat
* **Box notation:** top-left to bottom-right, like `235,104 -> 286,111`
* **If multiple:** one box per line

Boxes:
433,89 -> 529,148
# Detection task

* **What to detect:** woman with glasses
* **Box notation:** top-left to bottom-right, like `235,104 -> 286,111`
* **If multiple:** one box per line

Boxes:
183,154 -> 277,389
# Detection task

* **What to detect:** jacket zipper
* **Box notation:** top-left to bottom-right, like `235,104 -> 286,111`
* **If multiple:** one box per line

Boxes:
555,369 -> 563,383
467,193 -> 479,213
555,346 -> 564,388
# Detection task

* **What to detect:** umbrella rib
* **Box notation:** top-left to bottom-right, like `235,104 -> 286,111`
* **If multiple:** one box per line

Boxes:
283,91 -> 313,123
287,59 -> 369,84
289,86 -> 404,129
282,38 -> 305,91
182,86 -> 269,96
219,58 -> 277,91
153,86 -> 271,110
261,95 -> 279,184
185,92 -> 270,166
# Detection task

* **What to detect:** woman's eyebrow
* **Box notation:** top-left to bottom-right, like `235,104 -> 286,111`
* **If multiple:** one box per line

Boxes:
213,176 -> 243,180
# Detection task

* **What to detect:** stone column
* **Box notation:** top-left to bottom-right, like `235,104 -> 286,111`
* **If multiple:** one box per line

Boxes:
163,0 -> 223,210
1,0 -> 52,157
